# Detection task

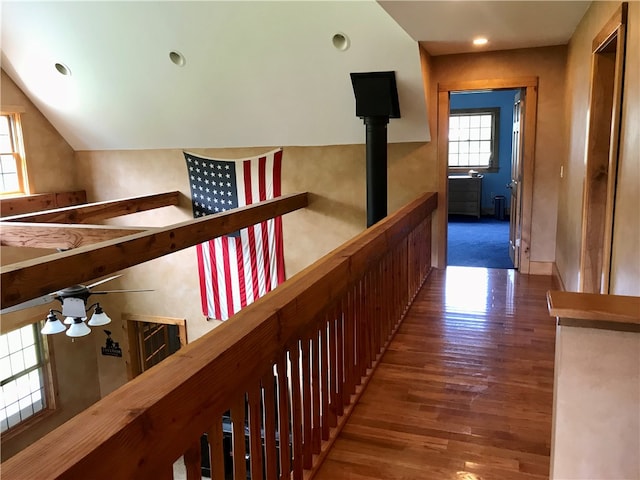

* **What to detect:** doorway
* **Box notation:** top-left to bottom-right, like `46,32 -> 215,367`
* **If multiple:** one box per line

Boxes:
437,77 -> 539,273
122,313 -> 187,380
446,89 -> 521,269
579,4 -> 627,294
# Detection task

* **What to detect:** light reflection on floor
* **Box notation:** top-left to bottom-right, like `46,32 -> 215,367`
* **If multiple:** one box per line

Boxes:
444,266 -> 517,319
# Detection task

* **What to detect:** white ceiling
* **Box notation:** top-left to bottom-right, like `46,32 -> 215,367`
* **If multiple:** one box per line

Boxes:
379,1 -> 591,56
1,1 -> 591,152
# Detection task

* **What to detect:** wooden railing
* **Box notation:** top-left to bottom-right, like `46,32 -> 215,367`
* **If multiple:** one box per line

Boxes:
2,192 -> 437,480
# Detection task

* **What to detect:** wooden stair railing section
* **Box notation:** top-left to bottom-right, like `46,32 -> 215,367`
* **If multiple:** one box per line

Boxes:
2,192 -> 437,480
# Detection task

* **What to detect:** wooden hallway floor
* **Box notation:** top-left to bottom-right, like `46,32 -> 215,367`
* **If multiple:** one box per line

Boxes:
314,267 -> 558,480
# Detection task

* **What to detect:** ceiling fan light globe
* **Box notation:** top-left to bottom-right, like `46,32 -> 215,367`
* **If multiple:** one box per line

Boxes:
41,318 -> 66,335
66,319 -> 91,337
88,311 -> 111,327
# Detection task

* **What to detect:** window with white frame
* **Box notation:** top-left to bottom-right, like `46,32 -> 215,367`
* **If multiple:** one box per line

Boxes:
448,108 -> 500,172
0,324 -> 51,433
0,113 -> 28,195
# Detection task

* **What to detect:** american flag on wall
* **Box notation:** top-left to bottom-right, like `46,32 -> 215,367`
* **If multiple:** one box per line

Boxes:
183,149 -> 285,320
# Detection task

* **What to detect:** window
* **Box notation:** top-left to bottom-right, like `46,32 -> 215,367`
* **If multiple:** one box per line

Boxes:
0,113 -> 28,195
0,324 -> 51,433
448,108 -> 499,172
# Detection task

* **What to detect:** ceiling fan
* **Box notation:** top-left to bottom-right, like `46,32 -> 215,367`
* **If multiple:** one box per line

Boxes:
1,275 -> 152,337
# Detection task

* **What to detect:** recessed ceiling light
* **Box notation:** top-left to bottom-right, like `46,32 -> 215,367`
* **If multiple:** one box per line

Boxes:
332,32 -> 350,51
169,50 -> 186,67
473,37 -> 488,46
55,63 -> 71,76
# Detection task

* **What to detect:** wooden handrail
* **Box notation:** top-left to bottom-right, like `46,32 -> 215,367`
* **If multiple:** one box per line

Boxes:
1,192 -> 437,480
547,290 -> 640,332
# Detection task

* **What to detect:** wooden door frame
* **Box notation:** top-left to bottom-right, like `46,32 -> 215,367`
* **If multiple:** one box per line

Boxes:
437,77 -> 539,272
579,3 -> 627,294
122,313 -> 188,380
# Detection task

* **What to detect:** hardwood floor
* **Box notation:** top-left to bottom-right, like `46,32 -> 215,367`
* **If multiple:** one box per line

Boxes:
314,267 -> 557,480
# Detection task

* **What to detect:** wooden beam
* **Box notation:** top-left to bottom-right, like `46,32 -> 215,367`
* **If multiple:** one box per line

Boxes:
2,191 -> 180,224
1,192 -> 309,310
0,223 -> 150,249
0,191 -> 87,217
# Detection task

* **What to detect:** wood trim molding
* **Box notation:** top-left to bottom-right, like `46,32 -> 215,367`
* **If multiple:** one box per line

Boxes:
122,313 -> 188,381
1,192 -> 309,310
438,76 -> 538,92
518,83 -> 539,274
592,3 -> 628,53
552,262 -> 566,292
436,77 -> 539,272
528,261 -> 553,275
0,105 -> 27,114
436,90 -> 449,268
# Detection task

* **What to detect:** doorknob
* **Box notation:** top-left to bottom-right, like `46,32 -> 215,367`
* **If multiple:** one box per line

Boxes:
506,181 -> 516,190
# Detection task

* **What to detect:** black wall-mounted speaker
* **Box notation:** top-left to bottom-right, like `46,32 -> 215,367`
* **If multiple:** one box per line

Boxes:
350,71 -> 401,119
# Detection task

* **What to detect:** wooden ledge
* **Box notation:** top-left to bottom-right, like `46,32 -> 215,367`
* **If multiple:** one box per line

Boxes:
547,290 -> 640,332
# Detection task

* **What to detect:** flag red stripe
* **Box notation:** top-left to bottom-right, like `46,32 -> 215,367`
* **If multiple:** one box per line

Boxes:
221,238 -> 234,318
244,160 -> 260,300
273,150 -> 285,284
196,244 -> 209,316
235,235 -> 247,308
258,156 -> 272,290
209,241 -> 222,320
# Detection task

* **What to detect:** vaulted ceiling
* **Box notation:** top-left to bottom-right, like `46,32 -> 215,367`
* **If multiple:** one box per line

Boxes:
1,1 -> 590,152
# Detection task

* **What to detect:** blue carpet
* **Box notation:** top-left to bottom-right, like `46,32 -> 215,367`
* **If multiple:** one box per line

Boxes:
448,215 -> 514,269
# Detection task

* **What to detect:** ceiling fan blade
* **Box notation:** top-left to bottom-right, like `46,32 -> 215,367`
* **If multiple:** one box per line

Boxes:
86,274 -> 123,289
90,289 -> 154,294
0,294 -> 57,315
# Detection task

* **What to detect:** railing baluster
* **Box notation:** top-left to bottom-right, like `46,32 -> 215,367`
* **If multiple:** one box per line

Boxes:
262,371 -> 278,480
184,439 -> 201,480
208,417 -> 226,480
336,305 -> 344,416
311,328 -> 321,455
301,336 -> 313,470
344,286 -> 355,405
276,356 -> 291,480
290,344 -> 303,480
248,383 -> 264,480
231,395 -> 247,480
320,316 -> 330,441
328,309 -> 339,423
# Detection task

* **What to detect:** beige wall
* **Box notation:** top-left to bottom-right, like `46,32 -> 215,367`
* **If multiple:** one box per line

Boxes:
610,1 -> 640,296
430,46 -> 568,266
551,325 -> 640,479
0,72 -> 102,461
0,71 -> 78,194
556,2 -> 640,295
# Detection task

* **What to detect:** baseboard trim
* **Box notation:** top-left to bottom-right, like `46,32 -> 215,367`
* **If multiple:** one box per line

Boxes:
529,261 -> 553,275
552,262 -> 566,291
